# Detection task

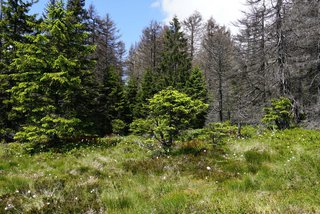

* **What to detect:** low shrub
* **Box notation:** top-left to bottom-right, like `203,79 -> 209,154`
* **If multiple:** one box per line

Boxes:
204,121 -> 237,146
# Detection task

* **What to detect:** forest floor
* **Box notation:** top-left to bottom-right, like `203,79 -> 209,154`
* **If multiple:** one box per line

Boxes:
0,128 -> 320,213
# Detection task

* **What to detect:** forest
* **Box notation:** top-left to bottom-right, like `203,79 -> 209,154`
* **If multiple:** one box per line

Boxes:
0,0 -> 320,213
0,0 -> 319,142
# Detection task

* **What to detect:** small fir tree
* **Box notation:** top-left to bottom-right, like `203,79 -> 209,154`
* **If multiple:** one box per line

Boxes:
186,66 -> 208,127
132,88 -> 208,149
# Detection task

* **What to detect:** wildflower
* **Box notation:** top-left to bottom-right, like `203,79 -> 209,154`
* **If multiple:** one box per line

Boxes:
5,204 -> 14,210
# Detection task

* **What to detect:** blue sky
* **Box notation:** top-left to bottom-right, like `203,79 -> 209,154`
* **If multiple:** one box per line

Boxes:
31,0 -> 165,51
87,0 -> 164,49
31,0 -> 246,52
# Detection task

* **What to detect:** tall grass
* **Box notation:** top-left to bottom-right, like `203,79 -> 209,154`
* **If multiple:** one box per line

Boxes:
0,129 -> 319,213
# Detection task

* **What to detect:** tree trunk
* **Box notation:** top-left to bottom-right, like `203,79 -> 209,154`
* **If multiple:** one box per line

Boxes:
276,0 -> 288,95
218,64 -> 223,122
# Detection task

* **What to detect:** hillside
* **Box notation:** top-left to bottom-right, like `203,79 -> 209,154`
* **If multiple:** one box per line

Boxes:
1,128 -> 320,213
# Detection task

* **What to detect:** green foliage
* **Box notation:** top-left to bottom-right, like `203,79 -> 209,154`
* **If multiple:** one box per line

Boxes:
133,69 -> 158,119
262,97 -> 294,130
186,67 -> 207,102
185,67 -> 208,128
124,76 -> 139,121
205,121 -> 237,146
147,88 -> 208,148
178,129 -> 207,142
158,17 -> 191,91
129,118 -> 154,136
6,0 -> 95,143
14,117 -> 81,144
94,67 -> 126,136
0,0 -> 39,141
111,119 -> 126,135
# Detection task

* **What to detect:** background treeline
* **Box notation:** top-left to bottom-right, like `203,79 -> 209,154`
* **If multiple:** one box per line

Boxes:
0,0 -> 319,143
127,0 -> 320,127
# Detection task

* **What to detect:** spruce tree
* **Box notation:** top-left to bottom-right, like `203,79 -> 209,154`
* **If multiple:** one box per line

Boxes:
8,0 -> 95,143
158,17 -> 191,91
87,13 -> 126,135
94,67 -> 126,135
67,0 -> 86,21
124,76 -> 139,121
0,0 -> 38,141
186,67 -> 208,127
133,69 -> 159,119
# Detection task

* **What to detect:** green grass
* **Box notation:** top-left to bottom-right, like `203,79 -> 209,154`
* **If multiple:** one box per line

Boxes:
0,128 -> 320,213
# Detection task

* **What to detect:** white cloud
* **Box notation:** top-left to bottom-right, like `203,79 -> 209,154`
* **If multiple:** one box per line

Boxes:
157,0 -> 247,33
151,0 -> 161,8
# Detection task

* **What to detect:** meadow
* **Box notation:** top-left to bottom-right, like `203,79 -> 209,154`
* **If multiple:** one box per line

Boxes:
0,127 -> 320,213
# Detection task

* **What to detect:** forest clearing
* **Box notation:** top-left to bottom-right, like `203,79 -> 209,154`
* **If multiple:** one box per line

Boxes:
1,128 -> 320,213
1,0 -> 320,212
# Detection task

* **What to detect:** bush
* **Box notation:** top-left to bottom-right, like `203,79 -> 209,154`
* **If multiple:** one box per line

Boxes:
262,97 -> 294,130
178,129 -> 206,142
129,118 -> 154,136
204,121 -> 237,146
130,88 -> 208,149
111,119 -> 127,135
148,88 -> 208,148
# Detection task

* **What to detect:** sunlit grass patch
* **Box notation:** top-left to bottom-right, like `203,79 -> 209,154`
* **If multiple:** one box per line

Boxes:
0,128 -> 319,212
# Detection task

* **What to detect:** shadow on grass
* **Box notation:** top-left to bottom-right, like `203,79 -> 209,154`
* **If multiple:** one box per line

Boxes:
26,136 -> 121,155
122,141 -> 241,182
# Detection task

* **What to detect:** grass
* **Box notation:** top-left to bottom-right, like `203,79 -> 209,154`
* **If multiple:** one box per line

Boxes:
0,128 -> 320,213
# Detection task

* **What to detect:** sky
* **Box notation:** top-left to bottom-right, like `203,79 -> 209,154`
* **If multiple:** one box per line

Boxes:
31,0 -> 247,52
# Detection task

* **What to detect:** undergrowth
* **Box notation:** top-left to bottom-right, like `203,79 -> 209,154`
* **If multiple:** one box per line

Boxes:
0,128 -> 319,213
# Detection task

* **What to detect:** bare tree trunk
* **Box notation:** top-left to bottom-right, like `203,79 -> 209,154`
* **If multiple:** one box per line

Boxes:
260,0 -> 267,101
276,0 -> 288,95
218,65 -> 223,122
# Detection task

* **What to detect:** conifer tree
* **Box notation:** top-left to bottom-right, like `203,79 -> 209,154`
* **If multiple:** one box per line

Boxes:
94,67 -> 126,135
67,0 -> 86,22
0,0 -> 38,141
133,69 -> 159,119
8,0 -> 95,143
186,67 -> 208,127
124,76 -> 139,122
186,66 -> 207,102
158,17 -> 191,91
87,12 -> 126,135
